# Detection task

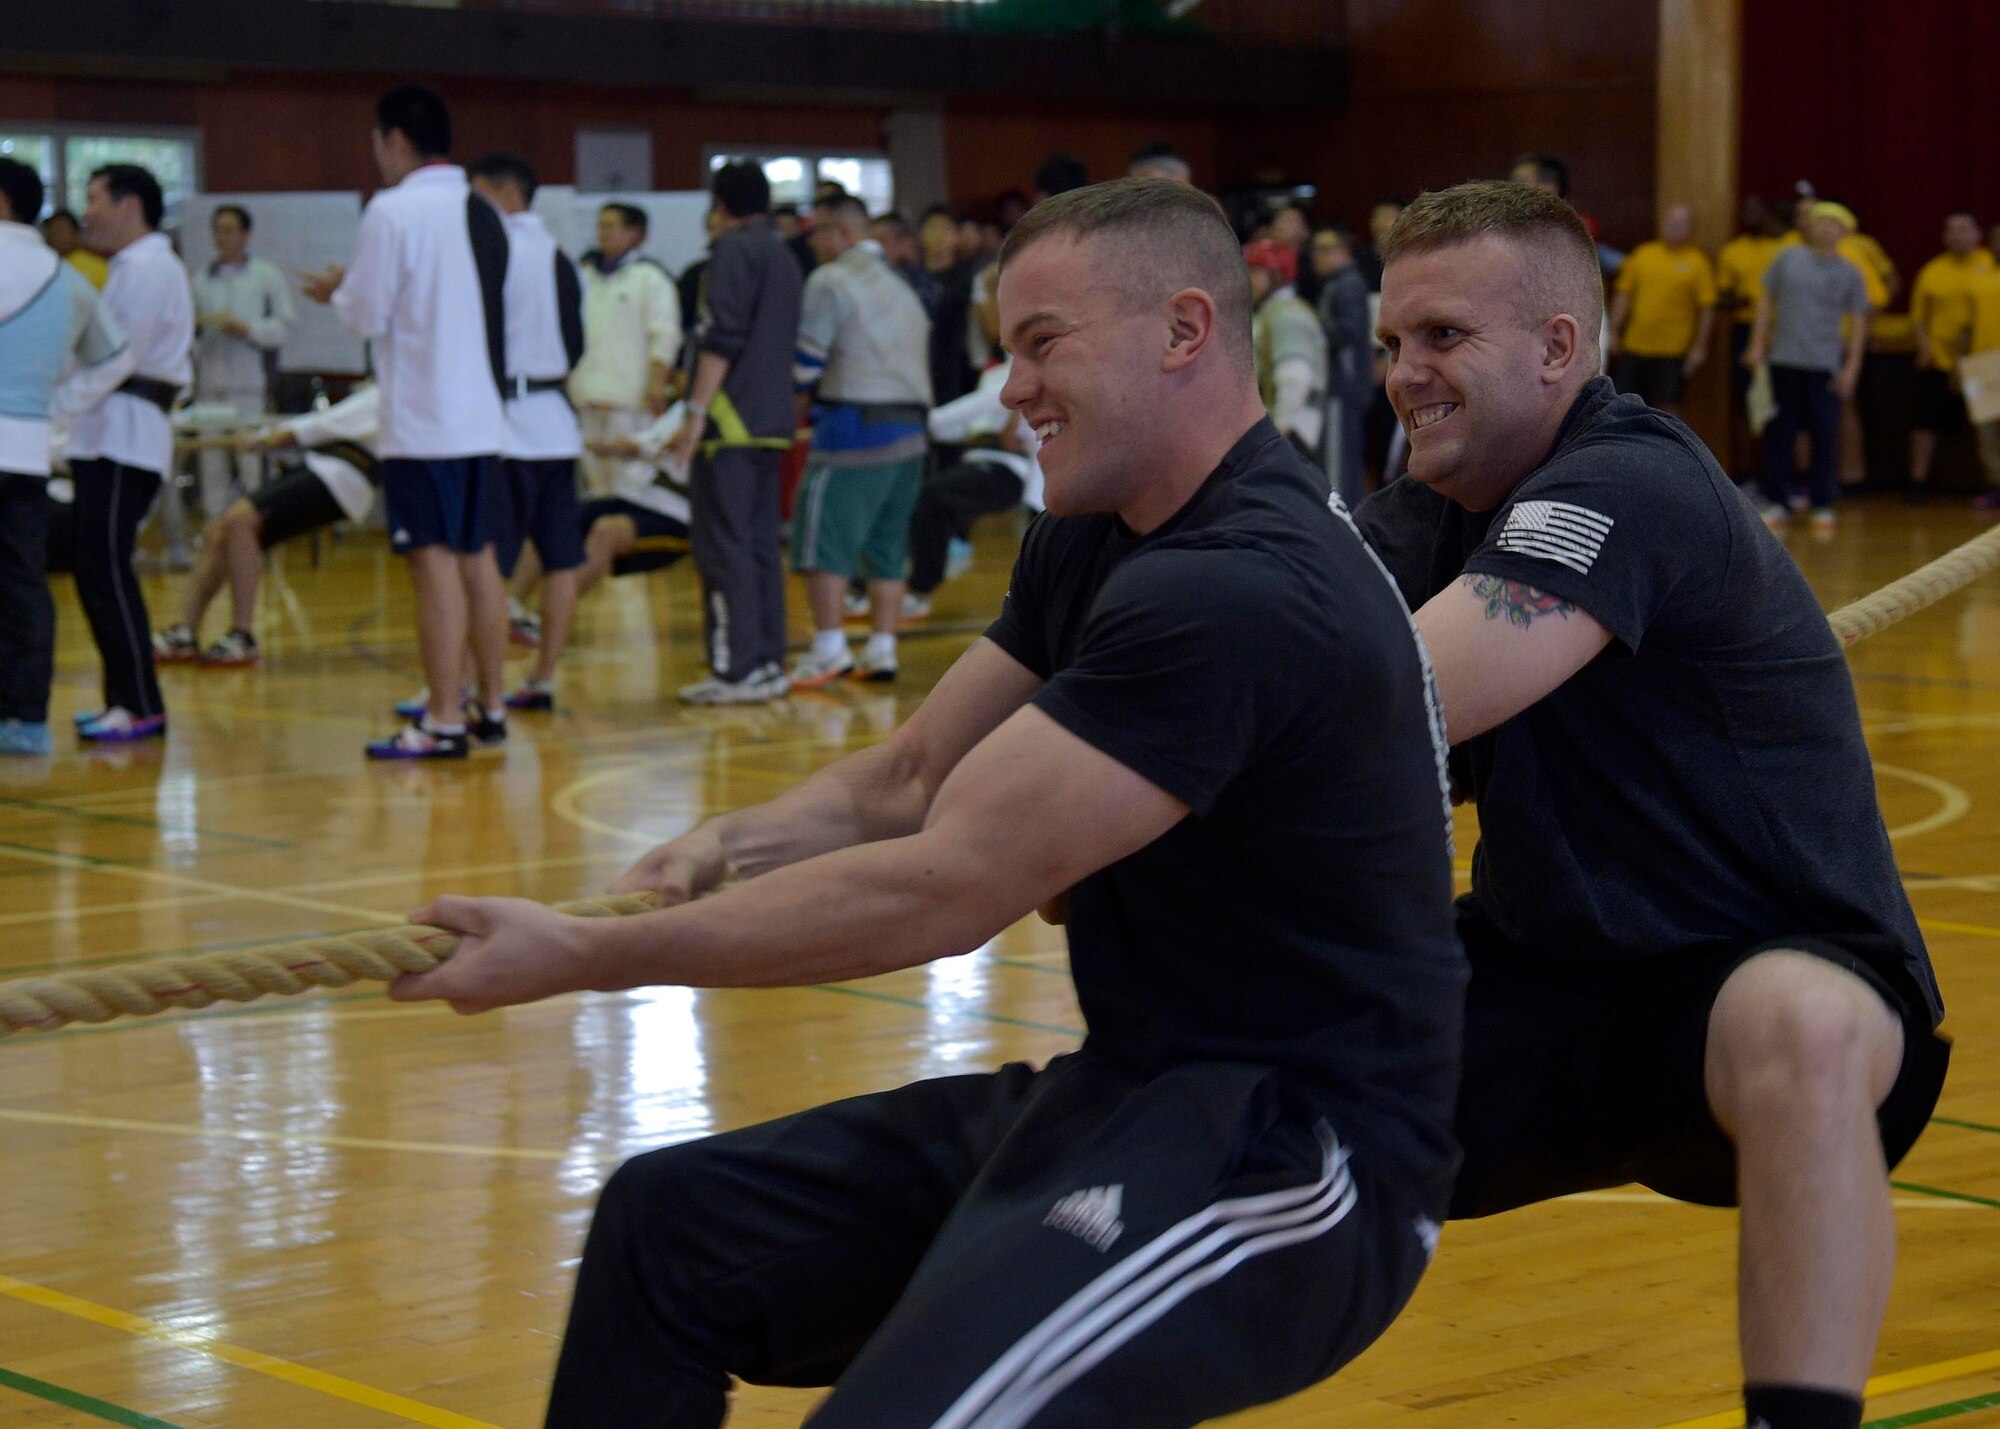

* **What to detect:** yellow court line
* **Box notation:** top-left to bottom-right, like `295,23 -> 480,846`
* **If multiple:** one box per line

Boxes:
0,843 -> 401,926
0,893 -> 226,929
1564,1189 -> 1982,1210
0,1106 -> 571,1162
1875,763 -> 1974,842
0,1271 -> 504,1429
1655,1346 -> 2000,1429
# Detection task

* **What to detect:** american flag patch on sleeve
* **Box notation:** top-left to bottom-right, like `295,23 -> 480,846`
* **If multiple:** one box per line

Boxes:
1492,499 -> 1614,575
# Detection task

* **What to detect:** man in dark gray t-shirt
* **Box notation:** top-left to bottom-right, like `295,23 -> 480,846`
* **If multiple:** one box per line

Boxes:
1746,202 -> 1871,525
1361,180 -> 1945,1429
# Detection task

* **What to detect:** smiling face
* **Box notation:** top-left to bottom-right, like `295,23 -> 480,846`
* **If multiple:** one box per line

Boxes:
1378,236 -> 1587,510
997,233 -> 1178,518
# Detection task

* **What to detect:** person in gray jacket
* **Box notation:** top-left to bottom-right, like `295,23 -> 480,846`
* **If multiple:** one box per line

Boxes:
665,162 -> 804,704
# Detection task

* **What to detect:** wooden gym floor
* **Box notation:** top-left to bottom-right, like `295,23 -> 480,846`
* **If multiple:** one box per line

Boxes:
1,498 -> 1997,1429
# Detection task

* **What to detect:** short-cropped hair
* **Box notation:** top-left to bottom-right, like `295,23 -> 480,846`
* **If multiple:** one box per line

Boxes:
376,84 -> 452,160
91,164 -> 164,230
712,161 -> 770,219
600,202 -> 647,236
467,151 -> 539,203
213,203 -> 252,231
1000,176 -> 1252,366
1384,180 -> 1603,352
814,194 -> 868,230
0,157 -> 43,225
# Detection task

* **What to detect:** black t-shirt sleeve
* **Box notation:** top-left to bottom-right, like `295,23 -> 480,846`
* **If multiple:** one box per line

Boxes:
1462,431 -> 1729,651
1030,547 -> 1301,817
983,512 -> 1055,678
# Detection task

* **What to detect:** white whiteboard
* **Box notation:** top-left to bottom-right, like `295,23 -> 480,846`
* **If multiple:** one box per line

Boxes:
180,192 -> 367,375
537,190 -> 712,280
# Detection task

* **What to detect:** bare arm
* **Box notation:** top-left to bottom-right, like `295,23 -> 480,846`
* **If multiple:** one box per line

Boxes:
1684,305 -> 1715,375
608,637 -> 1043,900
393,702 -> 1182,1010
1415,574 -> 1615,746
1836,309 -> 1870,400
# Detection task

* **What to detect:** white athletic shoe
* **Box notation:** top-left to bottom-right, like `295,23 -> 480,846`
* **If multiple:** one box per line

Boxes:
1758,503 -> 1789,532
678,667 -> 789,705
855,643 -> 898,683
900,594 -> 932,623
1810,506 -> 1839,533
788,646 -> 856,691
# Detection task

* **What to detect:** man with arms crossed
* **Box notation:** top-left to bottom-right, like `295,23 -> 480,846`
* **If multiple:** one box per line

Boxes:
1358,181 -> 1948,1429
304,84 -> 513,759
392,179 -> 1466,1428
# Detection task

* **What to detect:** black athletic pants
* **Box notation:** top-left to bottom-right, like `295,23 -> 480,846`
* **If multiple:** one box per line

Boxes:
0,472 -> 54,724
1759,364 -> 1842,511
690,446 -> 786,683
545,1052 -> 1440,1429
908,460 -> 1023,596
69,459 -> 165,719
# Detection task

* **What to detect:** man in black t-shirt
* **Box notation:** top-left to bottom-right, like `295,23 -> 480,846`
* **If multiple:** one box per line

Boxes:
391,178 -> 1465,1428
1358,180 -> 1949,1429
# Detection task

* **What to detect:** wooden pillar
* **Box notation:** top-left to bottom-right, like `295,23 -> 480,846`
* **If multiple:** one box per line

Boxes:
1656,0 -> 1741,457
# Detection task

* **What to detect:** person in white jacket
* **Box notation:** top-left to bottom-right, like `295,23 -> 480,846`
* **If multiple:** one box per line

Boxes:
903,358 -> 1042,619
154,386 -> 379,666
190,204 -> 295,513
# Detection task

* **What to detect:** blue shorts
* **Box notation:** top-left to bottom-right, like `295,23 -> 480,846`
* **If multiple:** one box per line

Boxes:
381,456 -> 499,556
496,458 -> 585,577
577,497 -> 691,576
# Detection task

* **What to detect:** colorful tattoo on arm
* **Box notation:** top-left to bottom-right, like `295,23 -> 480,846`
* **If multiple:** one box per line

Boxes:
1466,574 -> 1575,628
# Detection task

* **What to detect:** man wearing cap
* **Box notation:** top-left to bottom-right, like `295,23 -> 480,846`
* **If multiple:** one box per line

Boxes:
1745,202 -> 1870,530
1245,238 -> 1329,470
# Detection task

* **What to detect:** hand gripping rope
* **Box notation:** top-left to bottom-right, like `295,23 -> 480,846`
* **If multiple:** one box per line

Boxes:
5,524 -> 2000,1038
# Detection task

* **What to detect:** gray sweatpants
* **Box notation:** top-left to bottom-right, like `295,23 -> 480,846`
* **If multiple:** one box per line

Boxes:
691,446 -> 787,682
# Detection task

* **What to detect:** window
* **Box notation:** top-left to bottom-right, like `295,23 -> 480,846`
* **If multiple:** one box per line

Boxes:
0,126 -> 200,220
706,150 -> 895,218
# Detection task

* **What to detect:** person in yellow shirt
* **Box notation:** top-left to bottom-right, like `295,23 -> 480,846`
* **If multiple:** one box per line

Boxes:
1907,210 -> 1992,499
38,209 -> 108,288
1960,228 -> 2000,509
1607,203 -> 1716,416
1716,196 -> 1788,479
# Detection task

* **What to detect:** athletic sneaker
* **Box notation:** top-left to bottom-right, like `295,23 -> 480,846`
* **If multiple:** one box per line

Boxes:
945,536 -> 975,580
854,643 -> 898,683
509,612 -> 542,649
199,629 -> 259,667
788,645 -> 856,690
0,720 -> 51,756
78,708 -> 166,743
678,665 -> 790,705
901,594 -> 932,623
1757,503 -> 1788,531
153,624 -> 199,662
1787,493 -> 1811,513
1810,506 -> 1839,533
504,678 -> 555,712
366,719 -> 469,761
464,699 -> 508,747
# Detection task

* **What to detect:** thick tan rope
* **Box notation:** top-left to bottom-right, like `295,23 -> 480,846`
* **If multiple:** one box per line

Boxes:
1826,522 -> 2000,647
5,528 -> 1999,1040
0,893 -> 658,1038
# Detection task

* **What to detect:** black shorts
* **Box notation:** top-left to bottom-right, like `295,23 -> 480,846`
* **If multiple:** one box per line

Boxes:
1610,352 -> 1687,406
248,468 -> 346,549
1449,909 -> 1950,1216
381,456 -> 498,555
546,1053 -> 1443,1428
578,496 -> 691,576
495,457 -> 585,578
1914,368 -> 1968,433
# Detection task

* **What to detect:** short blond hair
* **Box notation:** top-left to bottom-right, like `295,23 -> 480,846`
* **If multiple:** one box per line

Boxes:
1383,180 -> 1603,350
999,177 -> 1253,365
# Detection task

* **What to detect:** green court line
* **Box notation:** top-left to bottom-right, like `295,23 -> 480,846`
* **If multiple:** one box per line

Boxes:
0,796 -> 291,851
2,926 -> 379,982
1866,1388 -> 2000,1427
1891,1180 -> 2000,1210
0,1364 -> 187,1427
810,982 -> 1084,1039
0,839 -> 140,869
1933,1115 -> 2000,1138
